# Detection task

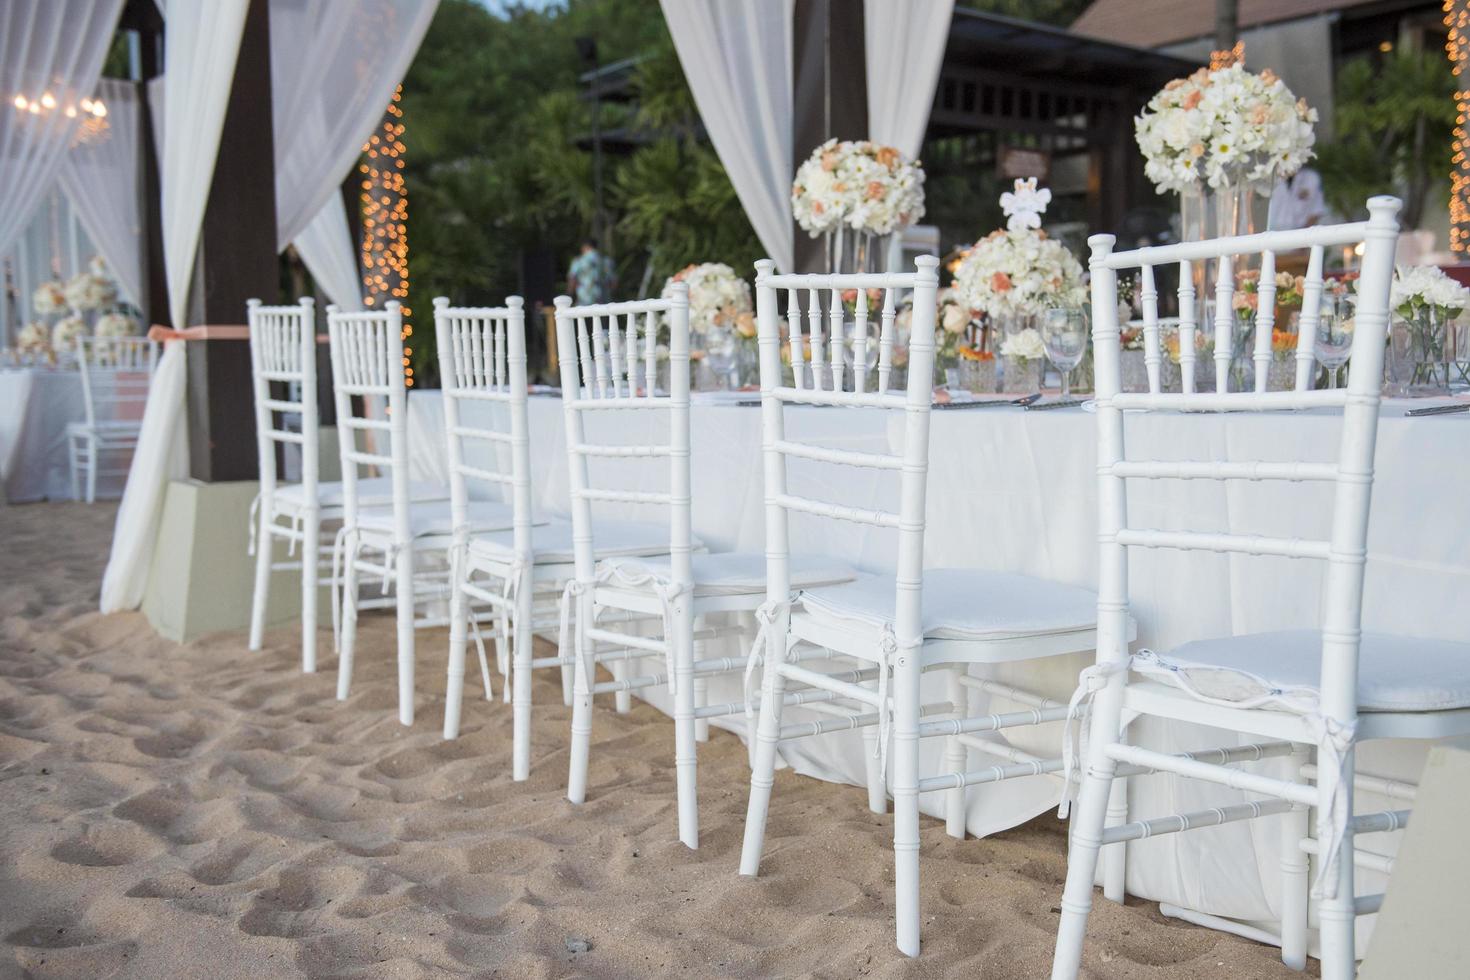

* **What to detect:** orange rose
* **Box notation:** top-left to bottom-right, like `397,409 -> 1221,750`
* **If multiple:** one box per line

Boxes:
866,181 -> 885,200
1182,90 -> 1202,110
876,146 -> 900,170
991,271 -> 1012,293
820,150 -> 838,172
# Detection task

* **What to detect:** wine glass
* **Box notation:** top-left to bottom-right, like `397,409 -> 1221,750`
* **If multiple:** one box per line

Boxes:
703,323 -> 739,390
1040,307 -> 1088,398
1313,297 -> 1353,390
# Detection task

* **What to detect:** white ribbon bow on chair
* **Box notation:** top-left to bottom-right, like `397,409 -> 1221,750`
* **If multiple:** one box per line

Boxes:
743,599 -> 791,719
1057,657 -> 1132,819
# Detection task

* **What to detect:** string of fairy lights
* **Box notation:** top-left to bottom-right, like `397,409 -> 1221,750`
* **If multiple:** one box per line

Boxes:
359,86 -> 413,384
1446,1 -> 1470,253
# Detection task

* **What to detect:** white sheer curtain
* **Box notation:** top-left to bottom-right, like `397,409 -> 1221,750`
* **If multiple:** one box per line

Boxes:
660,0 -> 794,273
161,0 -> 249,329
864,0 -> 952,159
58,78 -> 144,307
0,0 -> 124,261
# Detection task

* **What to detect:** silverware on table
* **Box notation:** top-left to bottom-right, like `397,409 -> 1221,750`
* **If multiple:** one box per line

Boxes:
1405,403 -> 1470,417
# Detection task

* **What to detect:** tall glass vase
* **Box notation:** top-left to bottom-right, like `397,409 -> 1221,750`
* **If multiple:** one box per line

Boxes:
825,227 -> 892,274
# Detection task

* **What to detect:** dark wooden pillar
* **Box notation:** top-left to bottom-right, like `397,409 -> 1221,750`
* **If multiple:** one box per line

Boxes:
185,0 -> 277,482
792,0 -> 868,272
120,0 -> 167,328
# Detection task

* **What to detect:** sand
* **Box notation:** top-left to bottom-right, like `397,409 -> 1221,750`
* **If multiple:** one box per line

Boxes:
0,501 -> 1315,979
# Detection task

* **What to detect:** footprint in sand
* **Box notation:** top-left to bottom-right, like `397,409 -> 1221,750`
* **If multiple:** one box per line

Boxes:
187,836 -> 289,886
49,822 -> 163,867
6,915 -> 139,980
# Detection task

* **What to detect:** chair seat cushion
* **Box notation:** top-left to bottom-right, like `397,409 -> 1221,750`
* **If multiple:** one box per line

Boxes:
354,499 -> 515,538
601,552 -> 857,597
798,568 -> 1099,641
467,519 -> 673,565
275,477 -> 448,510
1152,630 -> 1470,713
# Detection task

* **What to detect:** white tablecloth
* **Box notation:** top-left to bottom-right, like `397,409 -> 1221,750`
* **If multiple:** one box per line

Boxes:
406,388 -> 1470,948
0,367 -> 87,503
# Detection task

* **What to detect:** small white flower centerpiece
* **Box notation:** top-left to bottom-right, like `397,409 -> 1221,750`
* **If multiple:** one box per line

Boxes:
662,262 -> 755,390
52,315 -> 90,356
792,139 -> 925,273
15,321 -> 51,363
1382,265 -> 1470,395
33,280 -> 66,316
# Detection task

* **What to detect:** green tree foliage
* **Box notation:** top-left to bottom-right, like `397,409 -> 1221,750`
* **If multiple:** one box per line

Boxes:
396,0 -> 762,383
1316,47 -> 1456,227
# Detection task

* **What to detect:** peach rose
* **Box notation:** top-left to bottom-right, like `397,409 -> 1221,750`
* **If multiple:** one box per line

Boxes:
991,271 -> 1012,293
866,181 -> 885,200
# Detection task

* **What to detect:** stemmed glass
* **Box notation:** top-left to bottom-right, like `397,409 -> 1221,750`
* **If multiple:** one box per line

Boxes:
1313,297 -> 1353,390
1041,307 -> 1088,399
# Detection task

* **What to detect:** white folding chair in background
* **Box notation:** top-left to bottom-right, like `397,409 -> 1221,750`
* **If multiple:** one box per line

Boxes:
555,286 -> 857,848
739,257 -> 1117,958
435,297 -> 678,777
327,301 -> 514,725
68,335 -> 157,503
1050,197 -> 1470,980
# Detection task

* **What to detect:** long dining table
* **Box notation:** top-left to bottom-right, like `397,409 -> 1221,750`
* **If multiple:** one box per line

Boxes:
406,387 -> 1470,955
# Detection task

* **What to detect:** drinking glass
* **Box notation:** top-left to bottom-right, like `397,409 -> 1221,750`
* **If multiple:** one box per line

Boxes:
1313,298 -> 1353,390
1041,308 -> 1088,398
703,323 -> 739,390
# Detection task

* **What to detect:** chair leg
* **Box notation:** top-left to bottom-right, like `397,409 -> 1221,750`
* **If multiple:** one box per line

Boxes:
300,509 -> 320,673
248,515 -> 273,651
69,436 -> 81,501
863,726 -> 887,814
566,592 -> 594,804
674,609 -> 700,849
336,544 -> 361,701
739,627 -> 790,876
85,436 -> 98,503
1102,725 -> 1130,903
693,674 -> 710,742
1317,748 -> 1358,980
442,554 -> 470,741
511,565 -> 534,781
1279,745 -> 1311,971
1051,730 -> 1122,978
944,667 -> 968,840
612,656 -> 632,714
893,655 -> 922,958
395,542 -> 416,726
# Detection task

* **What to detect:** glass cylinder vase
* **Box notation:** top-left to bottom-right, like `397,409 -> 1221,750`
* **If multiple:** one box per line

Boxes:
1386,308 -> 1456,397
825,227 -> 893,275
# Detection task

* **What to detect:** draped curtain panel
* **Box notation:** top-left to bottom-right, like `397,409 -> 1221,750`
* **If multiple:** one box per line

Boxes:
660,0 -> 795,273
59,78 -> 144,307
291,193 -> 364,314
161,0 -> 250,330
0,0 -> 125,262
864,0 -> 953,160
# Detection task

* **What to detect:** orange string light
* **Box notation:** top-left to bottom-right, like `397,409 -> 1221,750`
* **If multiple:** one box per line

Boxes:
1446,1 -> 1470,253
360,86 -> 413,384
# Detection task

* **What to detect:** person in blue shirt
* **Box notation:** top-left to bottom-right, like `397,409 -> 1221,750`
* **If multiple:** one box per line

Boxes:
567,238 -> 615,305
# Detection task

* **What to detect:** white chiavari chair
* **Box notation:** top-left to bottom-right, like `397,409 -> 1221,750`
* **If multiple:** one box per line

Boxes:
739,257 -> 1116,958
247,298 -> 447,672
327,302 -> 518,726
435,297 -> 675,776
68,335 -> 158,503
1050,198 -> 1470,980
555,285 -> 857,849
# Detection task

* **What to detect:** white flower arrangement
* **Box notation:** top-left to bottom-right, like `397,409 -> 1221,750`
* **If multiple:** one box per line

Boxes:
662,262 -> 754,336
95,311 -> 138,339
999,327 -> 1046,361
33,280 -> 66,315
953,229 -> 1085,319
1135,64 -> 1317,194
64,270 -> 118,312
791,139 -> 926,237
17,321 -> 50,354
1387,265 -> 1470,318
52,315 -> 89,353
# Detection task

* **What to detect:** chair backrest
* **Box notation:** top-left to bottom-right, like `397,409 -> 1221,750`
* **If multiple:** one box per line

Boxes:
1089,196 -> 1401,725
77,335 -> 158,429
248,298 -> 318,501
433,296 -> 531,555
754,256 -> 941,650
326,302 -> 409,533
553,288 -> 690,586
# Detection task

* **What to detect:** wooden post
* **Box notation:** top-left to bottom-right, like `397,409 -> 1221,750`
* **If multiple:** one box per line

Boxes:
184,0 -> 278,482
792,0 -> 868,273
120,0 -> 167,328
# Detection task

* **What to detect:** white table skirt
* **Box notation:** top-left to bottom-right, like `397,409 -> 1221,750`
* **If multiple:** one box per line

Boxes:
0,367 -> 87,503
406,388 -> 1470,948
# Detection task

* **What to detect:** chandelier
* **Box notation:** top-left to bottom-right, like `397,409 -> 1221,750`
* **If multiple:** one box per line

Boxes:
11,90 -> 110,146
